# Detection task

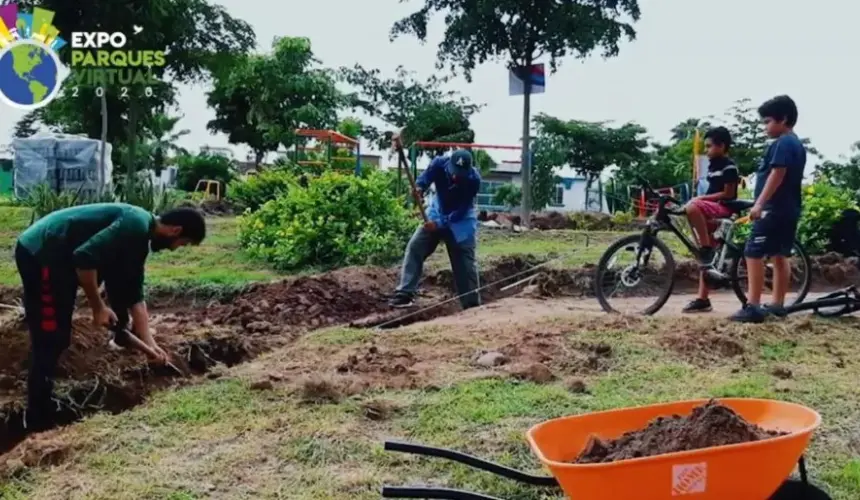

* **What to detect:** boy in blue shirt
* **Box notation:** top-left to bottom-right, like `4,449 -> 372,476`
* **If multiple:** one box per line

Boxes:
731,95 -> 807,323
389,149 -> 482,309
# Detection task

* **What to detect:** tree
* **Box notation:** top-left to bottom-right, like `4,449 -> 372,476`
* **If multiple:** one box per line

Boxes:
337,117 -> 363,139
670,118 -> 713,143
141,113 -> 190,174
532,115 -> 648,210
815,142 -> 860,195
391,0 -> 641,224
15,0 -> 255,164
339,64 -> 480,150
613,138 -> 695,189
207,37 -> 342,166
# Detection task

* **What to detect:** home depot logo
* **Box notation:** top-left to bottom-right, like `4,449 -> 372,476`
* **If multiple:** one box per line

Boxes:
672,462 -> 707,495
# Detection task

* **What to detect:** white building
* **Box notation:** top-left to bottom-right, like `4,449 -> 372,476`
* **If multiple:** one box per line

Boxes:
476,162 -> 609,213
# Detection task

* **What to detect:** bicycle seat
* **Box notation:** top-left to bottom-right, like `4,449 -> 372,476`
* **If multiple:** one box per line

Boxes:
721,199 -> 756,213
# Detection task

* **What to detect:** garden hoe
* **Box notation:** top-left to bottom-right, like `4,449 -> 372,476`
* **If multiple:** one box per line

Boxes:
109,326 -> 188,377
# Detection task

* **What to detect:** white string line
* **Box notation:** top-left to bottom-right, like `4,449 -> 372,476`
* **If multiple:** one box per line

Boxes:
374,248 -> 584,330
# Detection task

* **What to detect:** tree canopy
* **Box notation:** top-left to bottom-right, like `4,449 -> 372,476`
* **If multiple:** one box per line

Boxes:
390,0 -> 641,78
339,65 -> 480,150
207,37 -> 342,166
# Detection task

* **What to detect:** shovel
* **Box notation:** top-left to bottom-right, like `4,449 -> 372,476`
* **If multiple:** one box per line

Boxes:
110,327 -> 188,377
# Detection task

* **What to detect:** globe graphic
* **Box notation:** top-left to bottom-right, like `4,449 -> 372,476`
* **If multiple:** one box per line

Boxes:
0,41 -> 59,107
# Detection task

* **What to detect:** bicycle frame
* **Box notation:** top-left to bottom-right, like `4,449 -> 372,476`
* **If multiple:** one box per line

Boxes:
638,195 -> 745,280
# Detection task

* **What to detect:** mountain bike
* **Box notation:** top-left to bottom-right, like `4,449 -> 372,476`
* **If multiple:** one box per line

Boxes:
594,181 -> 812,315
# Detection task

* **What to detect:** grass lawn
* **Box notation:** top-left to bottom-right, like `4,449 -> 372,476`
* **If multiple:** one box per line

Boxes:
2,313 -> 858,499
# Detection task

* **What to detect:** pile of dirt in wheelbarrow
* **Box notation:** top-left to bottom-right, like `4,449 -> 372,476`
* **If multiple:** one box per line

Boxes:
575,399 -> 786,464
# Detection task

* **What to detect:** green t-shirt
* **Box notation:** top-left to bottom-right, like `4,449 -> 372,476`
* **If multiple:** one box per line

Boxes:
18,203 -> 154,305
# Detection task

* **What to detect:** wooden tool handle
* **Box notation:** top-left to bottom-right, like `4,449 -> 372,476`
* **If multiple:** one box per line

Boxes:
393,134 -> 428,222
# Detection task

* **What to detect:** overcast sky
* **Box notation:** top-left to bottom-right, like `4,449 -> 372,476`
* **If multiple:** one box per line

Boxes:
3,0 -> 858,167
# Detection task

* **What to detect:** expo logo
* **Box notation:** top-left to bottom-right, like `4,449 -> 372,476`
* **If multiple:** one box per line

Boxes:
70,31 -> 128,49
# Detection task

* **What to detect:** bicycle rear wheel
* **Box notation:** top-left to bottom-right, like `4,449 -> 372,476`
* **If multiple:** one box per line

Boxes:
594,233 -> 676,315
729,240 -> 812,306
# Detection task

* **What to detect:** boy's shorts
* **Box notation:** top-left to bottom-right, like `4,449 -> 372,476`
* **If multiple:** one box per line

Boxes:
689,199 -> 734,219
744,210 -> 799,258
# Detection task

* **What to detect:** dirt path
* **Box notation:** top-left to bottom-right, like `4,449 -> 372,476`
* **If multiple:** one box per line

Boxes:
408,291 -> 841,330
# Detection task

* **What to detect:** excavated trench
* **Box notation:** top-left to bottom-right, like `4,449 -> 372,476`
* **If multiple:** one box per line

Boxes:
0,252 -> 855,455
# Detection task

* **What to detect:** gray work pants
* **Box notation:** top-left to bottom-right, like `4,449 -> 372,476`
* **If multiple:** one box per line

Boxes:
395,226 -> 481,309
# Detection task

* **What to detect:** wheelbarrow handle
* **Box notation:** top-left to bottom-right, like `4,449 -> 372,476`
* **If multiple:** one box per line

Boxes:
382,486 -> 503,499
383,441 -> 558,487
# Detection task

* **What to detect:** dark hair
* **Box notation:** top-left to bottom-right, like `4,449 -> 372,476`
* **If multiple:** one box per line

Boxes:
703,126 -> 732,149
159,207 -> 206,243
758,95 -> 798,127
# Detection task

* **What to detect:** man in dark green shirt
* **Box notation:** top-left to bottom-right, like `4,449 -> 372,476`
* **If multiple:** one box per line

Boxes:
15,203 -> 206,431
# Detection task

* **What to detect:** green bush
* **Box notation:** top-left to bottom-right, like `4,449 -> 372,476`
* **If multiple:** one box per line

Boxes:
175,153 -> 236,192
228,168 -> 294,212
798,183 -> 857,254
239,171 -> 414,271
22,177 -> 186,219
730,183 -> 857,254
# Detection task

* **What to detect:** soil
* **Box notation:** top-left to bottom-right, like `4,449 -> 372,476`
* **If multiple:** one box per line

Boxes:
575,399 -> 787,464
0,245 -> 855,463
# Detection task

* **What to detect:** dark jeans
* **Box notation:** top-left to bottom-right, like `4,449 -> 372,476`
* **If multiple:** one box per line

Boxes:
396,226 -> 481,309
15,243 -> 77,431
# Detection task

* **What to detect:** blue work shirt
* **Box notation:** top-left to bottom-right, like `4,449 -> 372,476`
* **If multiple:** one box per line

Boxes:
754,132 -> 807,216
417,156 -> 481,244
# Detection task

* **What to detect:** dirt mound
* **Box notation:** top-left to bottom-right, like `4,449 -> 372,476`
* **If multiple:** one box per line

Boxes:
661,327 -> 745,364
811,252 -> 860,286
203,267 -> 398,330
575,399 -> 785,464
334,345 -> 420,389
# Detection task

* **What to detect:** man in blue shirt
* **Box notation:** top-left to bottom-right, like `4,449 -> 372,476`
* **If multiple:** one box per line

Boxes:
389,149 -> 482,309
731,95 -> 807,323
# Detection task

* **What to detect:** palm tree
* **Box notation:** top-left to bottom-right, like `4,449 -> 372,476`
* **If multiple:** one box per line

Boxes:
670,118 -> 713,143
143,113 -> 190,174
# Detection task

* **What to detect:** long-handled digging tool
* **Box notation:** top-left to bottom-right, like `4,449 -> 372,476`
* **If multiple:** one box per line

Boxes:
393,129 -> 428,222
110,326 -> 188,377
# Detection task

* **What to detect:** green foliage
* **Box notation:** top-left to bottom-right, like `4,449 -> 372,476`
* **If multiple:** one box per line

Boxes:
21,177 -> 184,219
390,0 -> 641,79
207,37 -> 342,165
798,184 -> 858,254
493,183 -> 522,209
615,138 -> 694,188
473,150 -> 497,175
238,171 -> 414,271
175,153 -> 236,192
532,114 -> 647,210
337,117 -> 363,139
814,142 -> 860,195
670,118 -> 713,143
610,210 -> 635,227
228,169 -> 294,212
339,65 -> 480,150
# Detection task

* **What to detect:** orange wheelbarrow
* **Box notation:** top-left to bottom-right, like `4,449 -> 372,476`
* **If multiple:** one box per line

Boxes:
381,398 -> 829,499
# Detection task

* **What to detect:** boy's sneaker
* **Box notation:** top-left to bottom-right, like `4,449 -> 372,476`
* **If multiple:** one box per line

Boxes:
762,303 -> 788,318
697,247 -> 716,268
682,298 -> 713,313
388,293 -> 415,308
729,304 -> 767,323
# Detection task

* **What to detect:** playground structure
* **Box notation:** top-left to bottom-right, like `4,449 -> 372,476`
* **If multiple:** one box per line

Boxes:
291,129 -> 362,175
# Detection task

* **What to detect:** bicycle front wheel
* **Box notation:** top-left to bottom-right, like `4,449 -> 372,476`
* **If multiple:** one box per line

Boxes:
594,233 -> 677,315
729,240 -> 812,307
